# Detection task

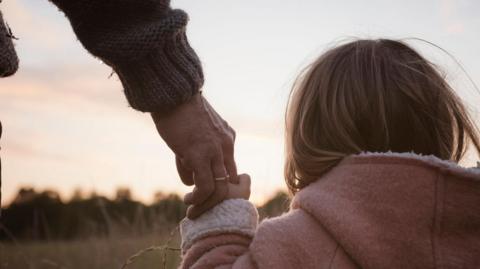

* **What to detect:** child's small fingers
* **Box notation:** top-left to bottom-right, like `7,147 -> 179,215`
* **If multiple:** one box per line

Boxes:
235,174 -> 251,191
176,156 -> 194,186
238,174 -> 251,186
227,174 -> 251,200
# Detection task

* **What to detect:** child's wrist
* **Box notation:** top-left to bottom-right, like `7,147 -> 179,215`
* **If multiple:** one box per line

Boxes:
180,199 -> 258,252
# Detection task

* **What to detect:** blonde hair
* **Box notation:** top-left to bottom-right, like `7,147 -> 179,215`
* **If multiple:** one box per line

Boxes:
285,39 -> 480,193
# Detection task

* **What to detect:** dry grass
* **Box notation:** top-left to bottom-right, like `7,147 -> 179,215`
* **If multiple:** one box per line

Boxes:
0,230 -> 182,269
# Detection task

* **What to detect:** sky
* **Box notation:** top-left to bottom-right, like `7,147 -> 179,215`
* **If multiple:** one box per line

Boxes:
1,0 -> 479,206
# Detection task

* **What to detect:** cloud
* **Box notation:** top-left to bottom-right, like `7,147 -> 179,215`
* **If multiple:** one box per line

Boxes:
3,140 -> 78,163
445,22 -> 465,34
0,63 -> 126,110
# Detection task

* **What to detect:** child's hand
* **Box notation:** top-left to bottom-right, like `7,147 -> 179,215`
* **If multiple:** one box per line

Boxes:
225,174 -> 251,200
186,174 -> 251,219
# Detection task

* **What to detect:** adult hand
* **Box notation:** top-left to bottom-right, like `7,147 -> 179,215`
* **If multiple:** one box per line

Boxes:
186,174 -> 251,219
151,93 -> 238,218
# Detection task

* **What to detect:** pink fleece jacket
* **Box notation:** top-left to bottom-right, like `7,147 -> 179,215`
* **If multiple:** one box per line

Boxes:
179,152 -> 480,268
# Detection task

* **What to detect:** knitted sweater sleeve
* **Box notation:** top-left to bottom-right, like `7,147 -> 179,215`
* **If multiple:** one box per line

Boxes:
0,10 -> 19,77
48,0 -> 203,113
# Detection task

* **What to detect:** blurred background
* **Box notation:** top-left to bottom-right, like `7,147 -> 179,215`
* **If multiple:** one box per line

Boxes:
1,0 -> 479,268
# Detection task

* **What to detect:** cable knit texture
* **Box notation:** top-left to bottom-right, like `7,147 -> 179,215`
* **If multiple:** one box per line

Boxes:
180,199 -> 258,252
180,152 -> 480,269
48,0 -> 204,112
0,10 -> 18,77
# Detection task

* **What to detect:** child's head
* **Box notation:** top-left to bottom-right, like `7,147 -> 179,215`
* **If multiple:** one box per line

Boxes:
285,39 -> 480,193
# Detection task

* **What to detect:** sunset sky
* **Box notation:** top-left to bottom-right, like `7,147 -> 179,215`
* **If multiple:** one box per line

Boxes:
1,0 -> 479,206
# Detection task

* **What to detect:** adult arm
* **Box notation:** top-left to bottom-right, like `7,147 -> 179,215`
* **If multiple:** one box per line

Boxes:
47,0 -> 237,215
0,10 -> 18,77
152,93 -> 238,218
47,0 -> 202,112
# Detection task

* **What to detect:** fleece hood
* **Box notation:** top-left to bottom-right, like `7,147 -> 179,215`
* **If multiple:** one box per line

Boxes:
292,152 -> 480,269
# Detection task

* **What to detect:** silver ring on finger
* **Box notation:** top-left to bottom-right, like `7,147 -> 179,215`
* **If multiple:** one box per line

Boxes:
214,175 -> 230,182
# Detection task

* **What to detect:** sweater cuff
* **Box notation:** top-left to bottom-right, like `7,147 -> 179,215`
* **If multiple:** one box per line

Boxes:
0,11 -> 19,77
180,199 -> 258,252
113,30 -> 204,113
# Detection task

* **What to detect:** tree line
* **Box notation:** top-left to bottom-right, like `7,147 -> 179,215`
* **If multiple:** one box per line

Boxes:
0,188 -> 290,242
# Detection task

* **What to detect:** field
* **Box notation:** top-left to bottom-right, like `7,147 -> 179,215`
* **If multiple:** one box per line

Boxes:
1,231 -> 182,269
0,191 -> 290,269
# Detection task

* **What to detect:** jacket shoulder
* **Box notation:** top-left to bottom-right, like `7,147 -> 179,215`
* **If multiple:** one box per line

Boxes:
249,209 -> 340,268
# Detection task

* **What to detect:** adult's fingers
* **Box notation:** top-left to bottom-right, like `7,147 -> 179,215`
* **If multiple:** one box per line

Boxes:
183,158 -> 214,205
203,98 -> 237,183
187,174 -> 250,219
186,181 -> 228,219
176,156 -> 194,186
211,153 -> 228,182
220,124 -> 237,184
186,155 -> 229,219
223,146 -> 238,184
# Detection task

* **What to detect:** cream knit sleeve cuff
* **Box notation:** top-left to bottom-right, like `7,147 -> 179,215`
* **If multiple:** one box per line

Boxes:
180,199 -> 259,251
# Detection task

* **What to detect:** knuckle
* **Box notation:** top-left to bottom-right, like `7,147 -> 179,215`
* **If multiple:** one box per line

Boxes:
230,128 -> 236,139
227,133 -> 236,146
220,119 -> 229,129
225,138 -> 234,149
223,131 -> 233,141
224,127 -> 235,141
222,141 -> 234,155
